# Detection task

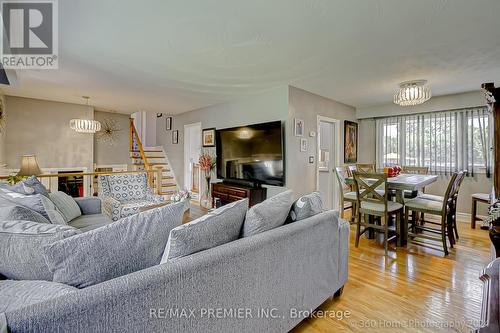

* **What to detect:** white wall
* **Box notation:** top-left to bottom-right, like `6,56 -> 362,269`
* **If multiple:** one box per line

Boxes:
355,90 -> 491,215
156,86 -> 289,197
5,96 -> 94,172
0,94 -> 6,170
288,86 -> 357,197
94,110 -> 131,167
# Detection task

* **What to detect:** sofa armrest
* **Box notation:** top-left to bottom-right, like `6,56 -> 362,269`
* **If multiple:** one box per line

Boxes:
74,197 -> 102,215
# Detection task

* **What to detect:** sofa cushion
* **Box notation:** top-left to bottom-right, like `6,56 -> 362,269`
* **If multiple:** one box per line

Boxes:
0,280 -> 77,313
161,199 -> 248,263
49,191 -> 82,223
241,190 -> 293,237
0,220 -> 80,281
0,188 -> 65,224
8,176 -> 49,197
44,201 -> 185,288
68,214 -> 111,232
107,173 -> 148,201
289,192 -> 323,222
0,205 -> 50,224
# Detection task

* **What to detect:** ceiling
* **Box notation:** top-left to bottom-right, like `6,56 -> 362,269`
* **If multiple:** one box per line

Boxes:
1,0 -> 500,114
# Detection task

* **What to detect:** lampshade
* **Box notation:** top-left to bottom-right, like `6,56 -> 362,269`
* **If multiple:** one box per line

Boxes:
394,80 -> 432,106
17,155 -> 42,176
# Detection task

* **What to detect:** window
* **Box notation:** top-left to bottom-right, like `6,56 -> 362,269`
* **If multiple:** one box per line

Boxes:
376,107 -> 491,176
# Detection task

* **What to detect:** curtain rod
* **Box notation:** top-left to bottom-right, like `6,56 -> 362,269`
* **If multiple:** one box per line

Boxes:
366,105 -> 488,120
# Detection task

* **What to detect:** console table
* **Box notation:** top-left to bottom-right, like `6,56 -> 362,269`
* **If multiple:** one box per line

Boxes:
212,183 -> 266,207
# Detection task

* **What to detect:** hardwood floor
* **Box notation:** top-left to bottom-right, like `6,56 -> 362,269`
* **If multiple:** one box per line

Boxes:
292,219 -> 491,333
184,204 -> 491,332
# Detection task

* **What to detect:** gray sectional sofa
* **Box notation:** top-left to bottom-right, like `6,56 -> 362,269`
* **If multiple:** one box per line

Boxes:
0,185 -> 349,333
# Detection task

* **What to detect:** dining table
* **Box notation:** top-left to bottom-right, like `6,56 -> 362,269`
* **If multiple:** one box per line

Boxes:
345,173 -> 438,244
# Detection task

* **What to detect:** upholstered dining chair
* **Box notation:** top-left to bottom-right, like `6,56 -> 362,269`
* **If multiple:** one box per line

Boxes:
356,163 -> 376,173
334,166 -> 357,222
418,171 -> 466,243
352,171 -> 403,256
404,171 -> 463,255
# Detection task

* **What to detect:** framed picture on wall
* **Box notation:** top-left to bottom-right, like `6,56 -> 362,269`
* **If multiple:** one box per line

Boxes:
166,117 -> 173,131
202,128 -> 216,147
344,120 -> 358,163
172,130 -> 179,144
294,118 -> 304,137
300,138 -> 308,152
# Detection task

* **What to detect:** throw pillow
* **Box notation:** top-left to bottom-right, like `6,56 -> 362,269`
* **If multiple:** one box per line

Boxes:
9,176 -> 49,197
289,192 -> 324,222
0,205 -> 50,224
0,188 -> 65,224
49,191 -> 82,223
0,220 -> 80,280
107,173 -> 148,201
44,201 -> 185,288
161,198 -> 248,263
241,190 -> 293,237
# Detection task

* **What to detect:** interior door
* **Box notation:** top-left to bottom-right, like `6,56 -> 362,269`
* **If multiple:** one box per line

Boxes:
317,119 -> 339,211
184,123 -> 201,199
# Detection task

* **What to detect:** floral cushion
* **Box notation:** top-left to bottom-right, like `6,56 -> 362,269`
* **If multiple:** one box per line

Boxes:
107,173 -> 148,200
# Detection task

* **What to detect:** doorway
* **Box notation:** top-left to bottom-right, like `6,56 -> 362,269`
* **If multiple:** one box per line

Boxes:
184,122 -> 202,200
316,116 -> 341,211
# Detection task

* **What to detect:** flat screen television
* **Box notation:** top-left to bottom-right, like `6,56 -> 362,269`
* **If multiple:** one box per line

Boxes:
216,121 -> 284,187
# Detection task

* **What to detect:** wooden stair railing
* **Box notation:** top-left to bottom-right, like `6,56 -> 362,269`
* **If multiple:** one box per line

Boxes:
129,118 -> 162,194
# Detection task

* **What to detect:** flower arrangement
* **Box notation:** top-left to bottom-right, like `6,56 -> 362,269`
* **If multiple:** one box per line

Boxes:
199,153 -> 216,174
170,189 -> 191,203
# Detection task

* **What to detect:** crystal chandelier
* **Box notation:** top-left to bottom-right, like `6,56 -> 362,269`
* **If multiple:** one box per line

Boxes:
69,96 -> 101,133
394,80 -> 431,106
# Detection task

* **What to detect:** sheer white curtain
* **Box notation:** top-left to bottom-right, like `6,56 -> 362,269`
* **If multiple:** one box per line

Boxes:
375,107 -> 491,176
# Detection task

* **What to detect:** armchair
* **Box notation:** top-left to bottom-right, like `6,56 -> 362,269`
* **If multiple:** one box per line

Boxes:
98,173 -> 164,221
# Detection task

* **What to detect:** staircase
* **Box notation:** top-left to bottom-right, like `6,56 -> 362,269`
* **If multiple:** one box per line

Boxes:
129,119 -> 178,197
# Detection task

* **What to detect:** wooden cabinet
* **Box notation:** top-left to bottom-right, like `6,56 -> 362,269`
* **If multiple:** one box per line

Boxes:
212,183 -> 266,207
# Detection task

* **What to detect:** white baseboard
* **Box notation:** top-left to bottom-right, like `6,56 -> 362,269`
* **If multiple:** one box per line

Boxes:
456,212 -> 487,223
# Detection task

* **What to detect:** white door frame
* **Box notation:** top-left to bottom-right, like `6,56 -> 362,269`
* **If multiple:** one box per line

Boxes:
316,115 -> 342,210
184,122 -> 202,200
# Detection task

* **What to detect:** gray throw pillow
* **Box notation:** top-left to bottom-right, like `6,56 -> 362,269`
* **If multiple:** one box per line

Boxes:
241,190 -> 293,237
161,199 -> 248,263
49,191 -> 82,223
0,205 -> 50,224
289,192 -> 323,222
0,220 -> 80,280
44,201 -> 185,288
0,188 -> 65,224
10,176 -> 49,197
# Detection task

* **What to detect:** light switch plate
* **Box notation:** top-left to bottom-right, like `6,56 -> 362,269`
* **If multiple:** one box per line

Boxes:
309,131 -> 316,137
309,156 -> 314,163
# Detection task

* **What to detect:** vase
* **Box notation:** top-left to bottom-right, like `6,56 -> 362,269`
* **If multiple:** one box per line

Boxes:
202,176 -> 212,208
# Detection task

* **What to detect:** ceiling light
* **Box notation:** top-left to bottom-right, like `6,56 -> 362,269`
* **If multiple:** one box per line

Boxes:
394,80 -> 431,106
69,96 -> 101,133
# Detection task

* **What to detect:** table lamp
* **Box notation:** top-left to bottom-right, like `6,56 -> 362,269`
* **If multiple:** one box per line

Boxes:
17,155 -> 42,176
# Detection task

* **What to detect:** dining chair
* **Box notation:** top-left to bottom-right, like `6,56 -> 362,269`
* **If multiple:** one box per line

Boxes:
404,172 -> 461,255
334,166 -> 357,222
418,171 -> 466,243
347,165 -> 357,177
352,171 -> 403,256
356,163 -> 376,173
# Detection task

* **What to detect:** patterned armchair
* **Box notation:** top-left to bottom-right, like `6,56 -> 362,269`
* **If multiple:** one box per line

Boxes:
97,173 -> 164,221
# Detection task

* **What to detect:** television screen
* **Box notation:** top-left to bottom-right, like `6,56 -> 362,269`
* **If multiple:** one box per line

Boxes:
216,121 -> 284,186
